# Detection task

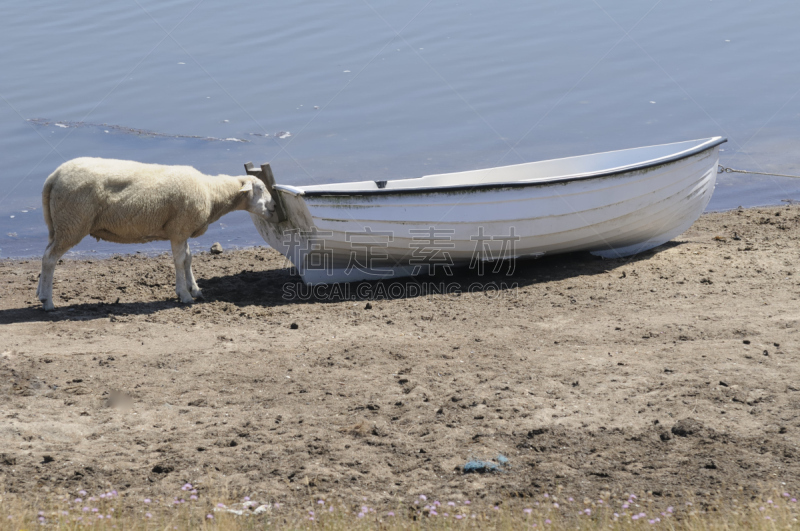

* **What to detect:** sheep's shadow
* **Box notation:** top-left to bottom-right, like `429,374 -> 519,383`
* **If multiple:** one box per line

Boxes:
0,241 -> 683,324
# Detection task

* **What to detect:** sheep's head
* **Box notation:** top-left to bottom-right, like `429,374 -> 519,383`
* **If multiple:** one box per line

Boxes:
239,177 -> 277,221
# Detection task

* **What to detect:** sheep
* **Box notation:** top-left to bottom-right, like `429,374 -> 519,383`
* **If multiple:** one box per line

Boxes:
36,157 -> 276,311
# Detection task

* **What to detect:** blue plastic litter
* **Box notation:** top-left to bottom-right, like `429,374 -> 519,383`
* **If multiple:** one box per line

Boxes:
463,455 -> 510,474
463,460 -> 499,473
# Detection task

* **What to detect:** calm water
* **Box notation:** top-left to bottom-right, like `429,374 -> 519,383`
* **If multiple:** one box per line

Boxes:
2,0 -> 800,258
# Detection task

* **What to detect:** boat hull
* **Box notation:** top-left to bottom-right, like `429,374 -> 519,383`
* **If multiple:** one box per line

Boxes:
252,142 -> 721,284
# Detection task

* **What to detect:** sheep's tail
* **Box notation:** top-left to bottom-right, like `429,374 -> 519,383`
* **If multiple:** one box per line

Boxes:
41,170 -> 57,244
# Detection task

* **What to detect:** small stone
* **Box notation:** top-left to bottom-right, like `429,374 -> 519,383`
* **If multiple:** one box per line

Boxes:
290,323 -> 299,330
210,242 -> 223,254
364,302 -> 372,310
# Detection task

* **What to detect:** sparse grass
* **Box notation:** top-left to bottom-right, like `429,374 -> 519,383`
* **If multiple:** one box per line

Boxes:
2,485 -> 799,530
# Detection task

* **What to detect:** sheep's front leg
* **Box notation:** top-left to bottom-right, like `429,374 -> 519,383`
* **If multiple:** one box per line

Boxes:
171,240 -> 195,304
183,243 -> 203,299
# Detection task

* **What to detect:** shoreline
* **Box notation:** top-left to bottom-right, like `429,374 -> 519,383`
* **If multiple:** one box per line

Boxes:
1,204 -> 799,504
4,198 -> 800,262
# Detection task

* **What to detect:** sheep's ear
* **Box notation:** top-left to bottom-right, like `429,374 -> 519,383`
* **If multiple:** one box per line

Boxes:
238,181 -> 253,193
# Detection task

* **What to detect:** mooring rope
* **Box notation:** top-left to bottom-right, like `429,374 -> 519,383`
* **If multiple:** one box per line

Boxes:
718,165 -> 800,179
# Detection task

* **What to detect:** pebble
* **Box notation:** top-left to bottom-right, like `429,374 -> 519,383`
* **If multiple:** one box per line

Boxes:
210,242 -> 223,255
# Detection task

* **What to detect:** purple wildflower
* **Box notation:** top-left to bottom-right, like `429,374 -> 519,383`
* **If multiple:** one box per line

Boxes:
144,499 -> 151,504
145,513 -> 152,519
207,514 -> 213,519
524,508 -> 533,514
387,512 -> 395,516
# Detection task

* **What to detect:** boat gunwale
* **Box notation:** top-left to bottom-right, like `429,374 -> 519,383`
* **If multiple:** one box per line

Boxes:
284,137 -> 726,198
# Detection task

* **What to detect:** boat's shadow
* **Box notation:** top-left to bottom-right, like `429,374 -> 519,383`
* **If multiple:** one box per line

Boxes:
0,242 -> 681,324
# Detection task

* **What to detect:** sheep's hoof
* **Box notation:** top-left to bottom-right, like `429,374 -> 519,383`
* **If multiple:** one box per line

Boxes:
191,289 -> 204,299
178,294 -> 195,304
42,301 -> 55,312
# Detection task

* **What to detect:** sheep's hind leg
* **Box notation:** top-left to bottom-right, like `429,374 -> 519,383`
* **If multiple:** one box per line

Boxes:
184,243 -> 203,299
38,238 -> 76,311
171,240 -> 195,304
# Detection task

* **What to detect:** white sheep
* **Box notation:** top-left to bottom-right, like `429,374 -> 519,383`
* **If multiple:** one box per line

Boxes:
37,157 -> 276,311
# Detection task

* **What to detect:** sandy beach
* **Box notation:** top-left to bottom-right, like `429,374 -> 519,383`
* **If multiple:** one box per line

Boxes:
1,204 -> 799,505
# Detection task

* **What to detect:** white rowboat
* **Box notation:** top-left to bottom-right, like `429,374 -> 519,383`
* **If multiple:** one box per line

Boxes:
251,136 -> 726,284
